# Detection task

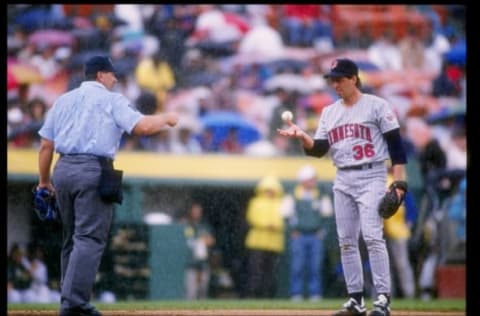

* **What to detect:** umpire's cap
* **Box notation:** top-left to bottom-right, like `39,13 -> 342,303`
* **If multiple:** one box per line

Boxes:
324,58 -> 358,78
84,55 -> 116,76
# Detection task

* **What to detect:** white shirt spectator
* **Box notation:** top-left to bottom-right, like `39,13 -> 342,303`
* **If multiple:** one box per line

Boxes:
367,35 -> 402,71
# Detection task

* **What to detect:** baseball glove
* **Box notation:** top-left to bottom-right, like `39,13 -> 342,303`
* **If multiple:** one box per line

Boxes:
32,187 -> 59,222
378,181 -> 408,219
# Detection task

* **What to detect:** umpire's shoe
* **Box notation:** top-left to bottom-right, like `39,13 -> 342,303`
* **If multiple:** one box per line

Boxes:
59,306 -> 102,316
368,294 -> 390,316
332,297 -> 367,316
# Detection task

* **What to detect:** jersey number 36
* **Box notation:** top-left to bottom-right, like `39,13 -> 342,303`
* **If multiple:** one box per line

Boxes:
352,143 -> 375,160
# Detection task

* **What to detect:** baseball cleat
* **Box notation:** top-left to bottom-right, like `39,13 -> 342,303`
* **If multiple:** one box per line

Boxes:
332,297 -> 367,316
368,294 -> 390,316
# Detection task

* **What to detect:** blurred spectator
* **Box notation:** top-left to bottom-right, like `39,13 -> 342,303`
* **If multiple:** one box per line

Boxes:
171,117 -> 203,154
421,16 -> 451,76
244,174 -> 285,298
154,17 -> 189,79
445,176 -> 466,263
220,127 -> 243,154
87,13 -> 116,51
238,18 -> 285,59
197,88 -> 215,117
23,243 -> 61,303
177,48 -> 212,89
244,139 -> 279,157
398,26 -> 426,70
198,128 -> 218,153
121,91 -> 159,151
384,171 -> 416,299
186,4 -> 243,57
29,43 -> 62,80
431,60 -> 462,97
135,90 -> 158,115
399,122 -> 417,159
10,25 -> 32,61
406,117 -> 447,183
147,128 -> 173,152
27,97 -> 48,122
113,71 -> 142,103
444,126 -> 466,171
367,28 -> 402,71
417,169 -> 464,300
114,4 -> 144,32
282,165 -> 333,301
19,97 -> 48,148
135,50 -> 176,112
208,249 -> 235,298
280,5 -> 332,48
7,243 -> 33,303
7,97 -> 27,147
182,201 -> 216,300
66,61 -> 85,91
268,88 -> 304,155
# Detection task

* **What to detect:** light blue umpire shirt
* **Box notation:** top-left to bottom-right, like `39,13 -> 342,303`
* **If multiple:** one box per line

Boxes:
39,81 -> 144,160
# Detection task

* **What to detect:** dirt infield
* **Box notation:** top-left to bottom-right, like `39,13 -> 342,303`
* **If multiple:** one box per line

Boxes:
7,310 -> 466,316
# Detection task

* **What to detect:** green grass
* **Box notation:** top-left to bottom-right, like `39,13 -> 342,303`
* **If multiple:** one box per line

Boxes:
8,298 -> 466,311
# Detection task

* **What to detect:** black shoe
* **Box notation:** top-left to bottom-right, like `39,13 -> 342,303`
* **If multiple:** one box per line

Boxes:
332,297 -> 367,316
59,306 -> 102,316
368,294 -> 390,316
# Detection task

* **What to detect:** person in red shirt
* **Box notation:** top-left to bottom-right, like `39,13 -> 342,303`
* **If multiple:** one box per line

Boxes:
281,5 -> 332,47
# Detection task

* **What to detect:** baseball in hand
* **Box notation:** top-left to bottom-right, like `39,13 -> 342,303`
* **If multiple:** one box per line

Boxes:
281,110 -> 293,122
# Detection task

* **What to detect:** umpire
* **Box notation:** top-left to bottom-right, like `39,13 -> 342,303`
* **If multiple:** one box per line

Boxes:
36,56 -> 179,316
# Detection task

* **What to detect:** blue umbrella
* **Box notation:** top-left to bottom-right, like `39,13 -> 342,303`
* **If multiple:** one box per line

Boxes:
13,7 -> 52,31
200,111 -> 261,147
444,39 -> 466,66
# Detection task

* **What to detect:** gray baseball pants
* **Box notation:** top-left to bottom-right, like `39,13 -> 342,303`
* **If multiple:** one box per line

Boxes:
52,154 -> 114,310
333,163 -> 391,296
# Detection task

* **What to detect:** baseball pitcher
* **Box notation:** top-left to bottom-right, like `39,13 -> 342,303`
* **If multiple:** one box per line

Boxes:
278,58 -> 407,316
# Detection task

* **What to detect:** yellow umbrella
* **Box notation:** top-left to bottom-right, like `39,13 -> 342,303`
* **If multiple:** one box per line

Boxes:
7,62 -> 44,86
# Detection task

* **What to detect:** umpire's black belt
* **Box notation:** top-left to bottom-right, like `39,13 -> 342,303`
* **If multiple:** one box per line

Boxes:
338,162 -> 376,171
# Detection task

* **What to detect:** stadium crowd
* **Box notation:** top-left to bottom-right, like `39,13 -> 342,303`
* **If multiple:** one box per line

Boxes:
7,4 -> 466,302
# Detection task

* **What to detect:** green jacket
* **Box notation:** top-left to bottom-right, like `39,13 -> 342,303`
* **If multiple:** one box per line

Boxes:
288,185 -> 332,234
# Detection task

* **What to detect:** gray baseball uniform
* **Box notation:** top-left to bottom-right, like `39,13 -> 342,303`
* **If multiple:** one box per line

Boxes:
314,93 -> 400,295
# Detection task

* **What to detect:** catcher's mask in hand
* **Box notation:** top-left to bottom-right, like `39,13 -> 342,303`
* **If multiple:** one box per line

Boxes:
32,187 -> 60,222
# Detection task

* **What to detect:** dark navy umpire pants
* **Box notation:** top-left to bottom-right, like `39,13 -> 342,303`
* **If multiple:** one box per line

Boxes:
52,154 -> 114,310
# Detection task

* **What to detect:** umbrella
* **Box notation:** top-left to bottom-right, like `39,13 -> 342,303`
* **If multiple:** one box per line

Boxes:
28,29 -> 75,47
13,6 -> 52,32
200,111 -> 261,146
7,61 -> 44,88
7,71 -> 19,91
444,39 -> 466,66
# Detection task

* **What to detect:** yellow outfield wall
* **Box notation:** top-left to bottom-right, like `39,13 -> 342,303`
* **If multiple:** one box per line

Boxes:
7,148 -> 337,182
